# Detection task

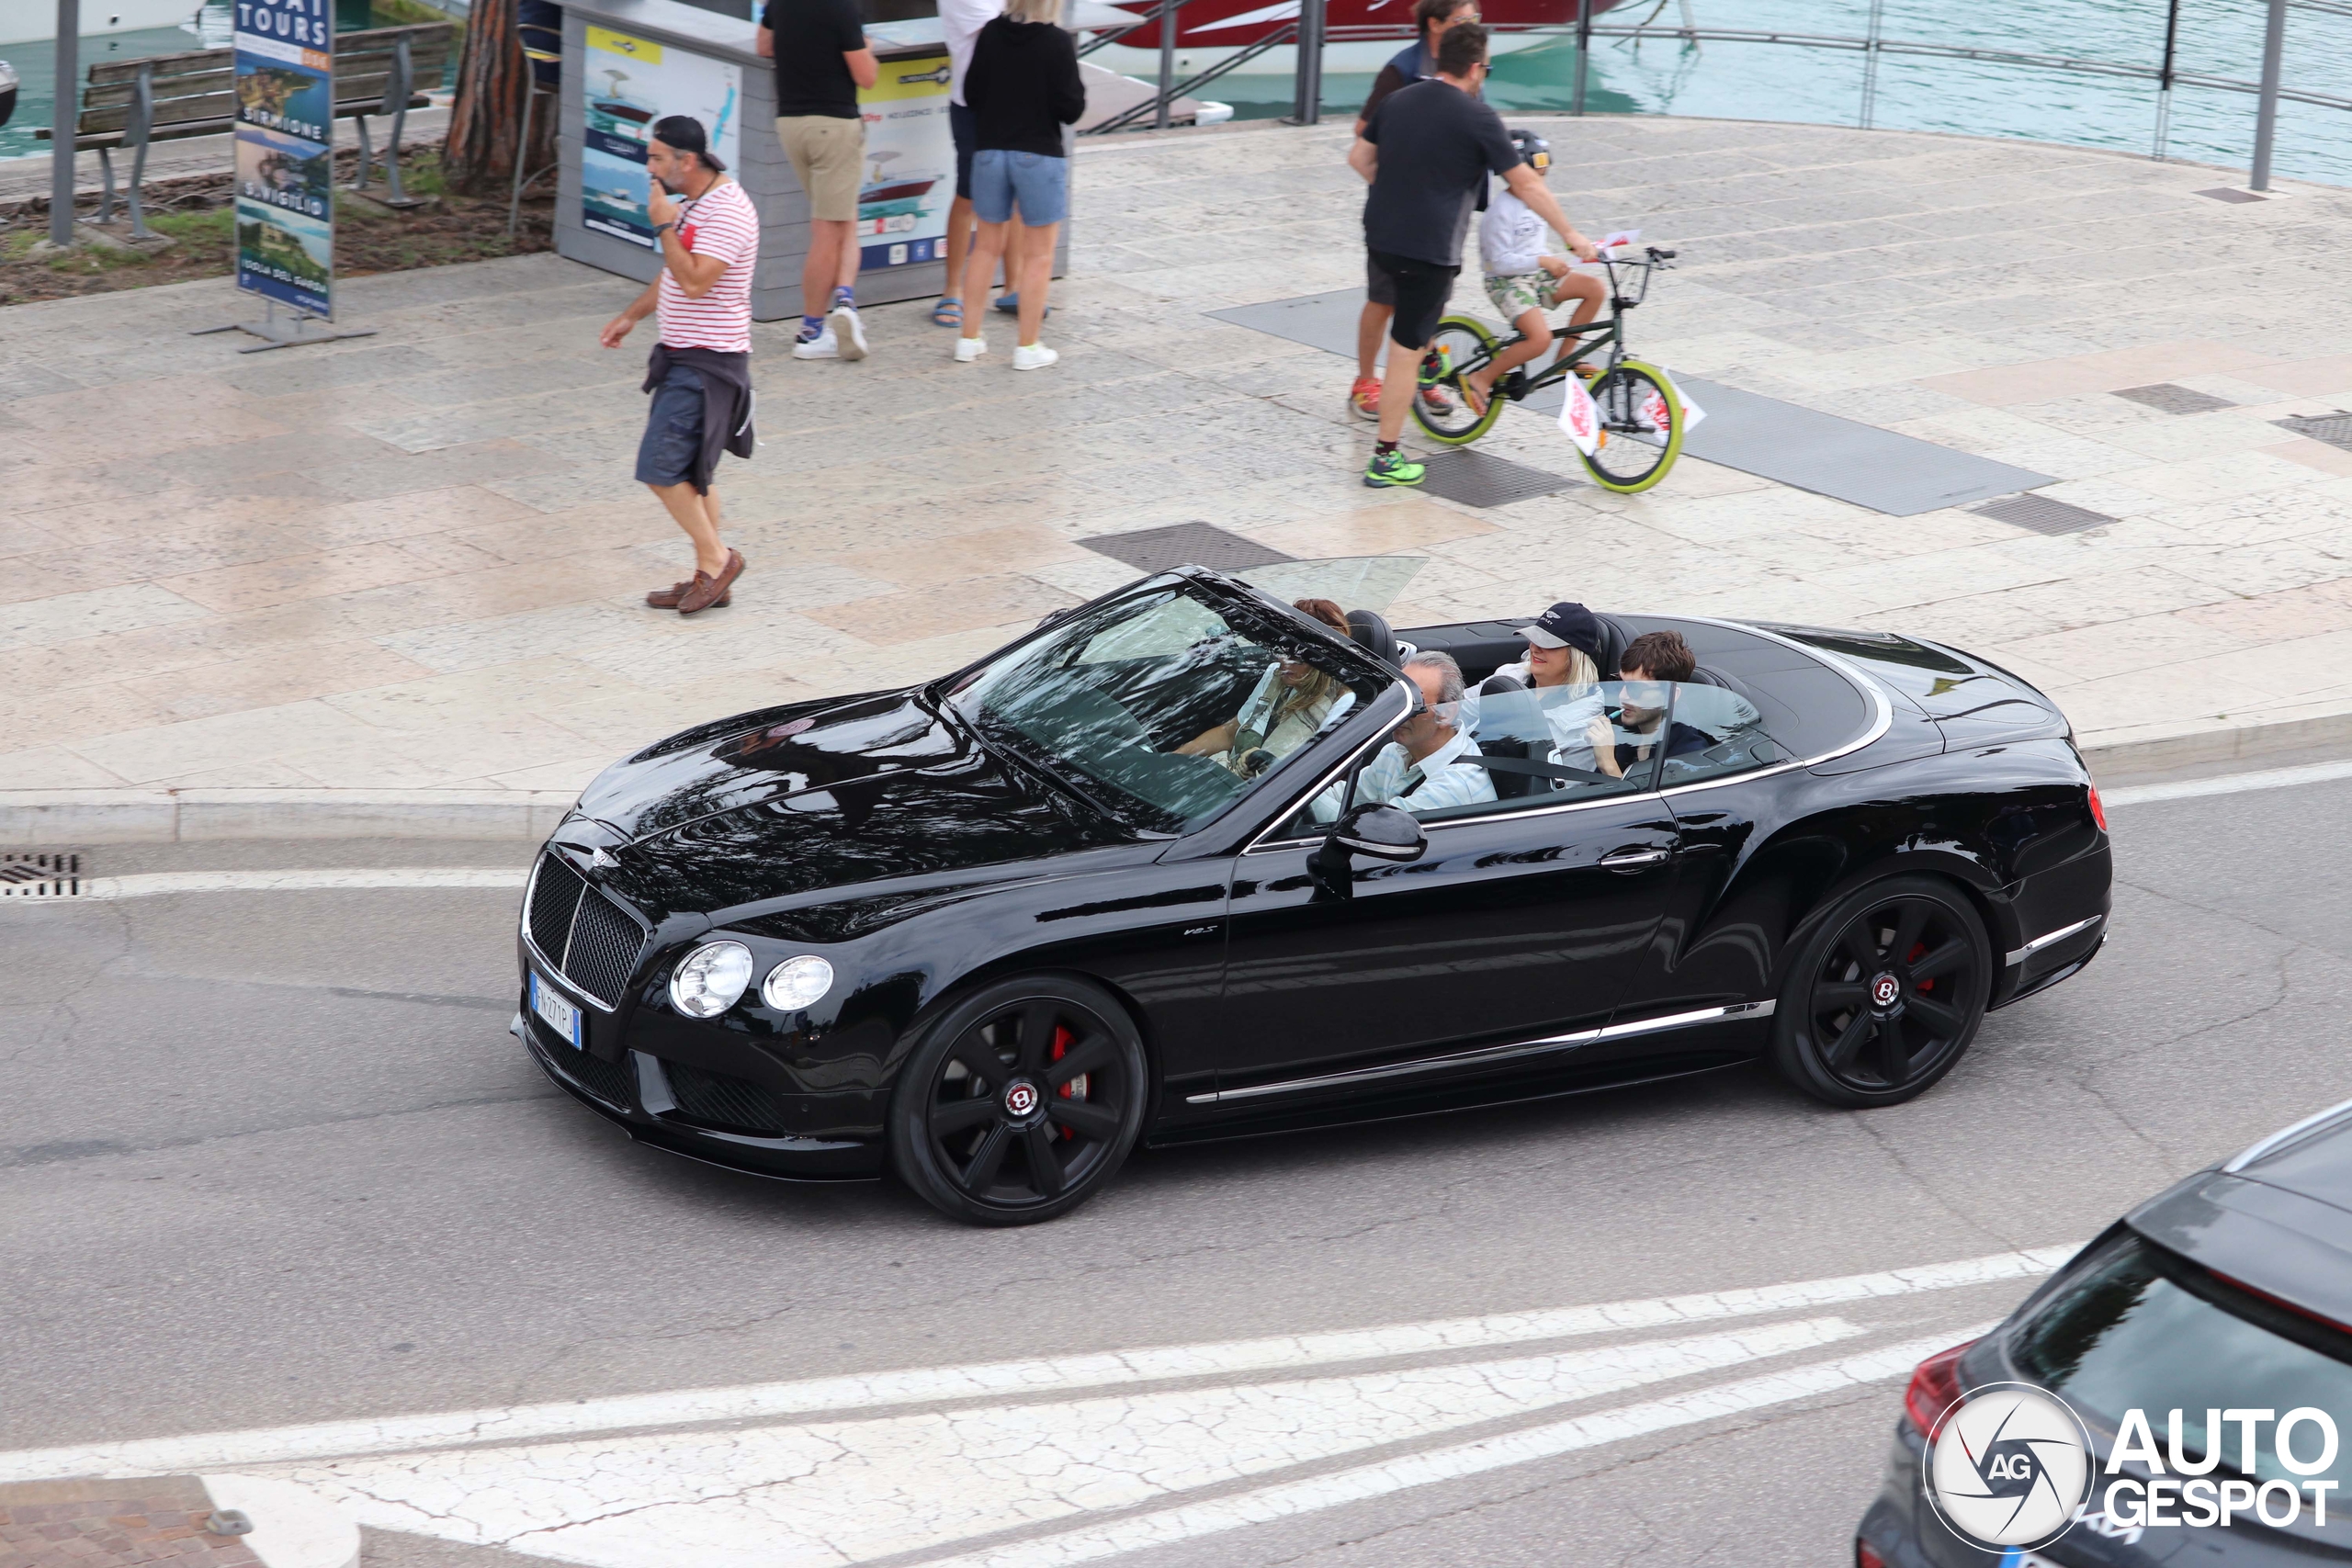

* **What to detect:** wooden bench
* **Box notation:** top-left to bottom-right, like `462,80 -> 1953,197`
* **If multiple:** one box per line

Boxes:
36,22 -> 454,236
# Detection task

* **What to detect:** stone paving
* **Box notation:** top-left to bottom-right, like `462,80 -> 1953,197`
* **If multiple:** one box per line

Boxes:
6,114 -> 2352,824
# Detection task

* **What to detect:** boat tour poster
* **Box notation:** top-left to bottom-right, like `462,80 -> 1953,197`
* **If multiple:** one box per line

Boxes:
581,26 -> 742,249
857,48 -> 952,272
232,0 -> 334,316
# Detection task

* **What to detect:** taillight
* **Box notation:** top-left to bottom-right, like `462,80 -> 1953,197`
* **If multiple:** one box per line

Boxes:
1903,1339 -> 1973,1436
2086,784 -> 2108,831
1854,1542 -> 1889,1568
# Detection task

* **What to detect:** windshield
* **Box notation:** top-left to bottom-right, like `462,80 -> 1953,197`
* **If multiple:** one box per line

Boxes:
947,584 -> 1385,834
2012,1232 -> 2352,1493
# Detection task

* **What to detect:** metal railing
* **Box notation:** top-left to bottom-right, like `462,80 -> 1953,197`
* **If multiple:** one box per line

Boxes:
1313,0 -> 2346,190
1080,0 -> 1328,133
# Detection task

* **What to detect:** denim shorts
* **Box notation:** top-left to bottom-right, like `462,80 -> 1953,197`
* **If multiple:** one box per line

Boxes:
970,148 -> 1068,227
634,362 -> 705,488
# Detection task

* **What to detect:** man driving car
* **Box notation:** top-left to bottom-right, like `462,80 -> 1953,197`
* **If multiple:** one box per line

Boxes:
1355,651 -> 1497,815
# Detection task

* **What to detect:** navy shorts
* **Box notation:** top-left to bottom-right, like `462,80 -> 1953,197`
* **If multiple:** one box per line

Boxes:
971,149 -> 1069,227
634,362 -> 705,488
949,100 -> 975,201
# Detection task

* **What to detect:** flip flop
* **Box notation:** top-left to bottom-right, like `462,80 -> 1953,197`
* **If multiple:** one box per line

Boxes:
1461,377 -> 1491,417
932,297 -> 963,328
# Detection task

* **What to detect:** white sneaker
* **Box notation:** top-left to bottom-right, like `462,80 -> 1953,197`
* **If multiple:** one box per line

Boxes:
792,328 -> 839,361
1012,343 -> 1059,372
954,335 -> 988,363
830,303 -> 867,361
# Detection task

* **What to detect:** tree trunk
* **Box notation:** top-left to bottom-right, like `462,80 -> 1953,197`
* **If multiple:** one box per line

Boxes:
444,0 -> 547,196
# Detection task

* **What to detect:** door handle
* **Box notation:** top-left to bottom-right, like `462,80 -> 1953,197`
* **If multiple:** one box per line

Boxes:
1599,846 -> 1671,872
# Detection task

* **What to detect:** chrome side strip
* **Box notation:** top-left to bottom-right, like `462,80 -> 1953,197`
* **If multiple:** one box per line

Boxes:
2005,913 -> 2104,967
1185,1000 -> 1775,1105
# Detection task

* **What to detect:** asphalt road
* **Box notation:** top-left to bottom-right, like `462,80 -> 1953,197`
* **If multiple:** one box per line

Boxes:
5,769 -> 2350,1568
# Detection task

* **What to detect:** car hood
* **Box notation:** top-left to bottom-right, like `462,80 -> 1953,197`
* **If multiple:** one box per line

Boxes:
571,690 -> 1136,921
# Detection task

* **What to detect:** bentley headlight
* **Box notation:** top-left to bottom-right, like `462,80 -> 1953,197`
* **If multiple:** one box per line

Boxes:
762,954 -> 834,1011
670,941 -> 754,1018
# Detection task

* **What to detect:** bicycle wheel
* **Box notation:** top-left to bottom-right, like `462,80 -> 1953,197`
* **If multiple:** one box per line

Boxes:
1408,316 -> 1508,446
1578,359 -> 1687,494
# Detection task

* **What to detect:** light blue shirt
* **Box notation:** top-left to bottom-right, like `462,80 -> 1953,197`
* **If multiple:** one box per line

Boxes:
1356,726 -> 1498,816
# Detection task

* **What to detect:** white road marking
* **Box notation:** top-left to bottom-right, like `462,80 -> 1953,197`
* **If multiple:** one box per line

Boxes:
1,869 -> 529,903
918,1325 -> 1998,1568
269,1318 -> 1866,1567
2104,756 -> 2352,807
0,1244 -> 2075,1483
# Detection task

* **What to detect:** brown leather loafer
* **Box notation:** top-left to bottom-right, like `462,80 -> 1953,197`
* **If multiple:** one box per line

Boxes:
646,577 -> 728,609
677,548 -> 744,615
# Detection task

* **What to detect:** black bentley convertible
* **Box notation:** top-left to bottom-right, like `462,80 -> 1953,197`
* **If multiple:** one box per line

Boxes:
514,561 -> 2111,1224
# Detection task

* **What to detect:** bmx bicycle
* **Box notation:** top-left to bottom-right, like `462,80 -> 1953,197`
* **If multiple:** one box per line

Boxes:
1409,245 -> 1688,494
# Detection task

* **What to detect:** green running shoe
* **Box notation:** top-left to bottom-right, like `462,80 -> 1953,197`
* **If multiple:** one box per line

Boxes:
1363,449 -> 1426,489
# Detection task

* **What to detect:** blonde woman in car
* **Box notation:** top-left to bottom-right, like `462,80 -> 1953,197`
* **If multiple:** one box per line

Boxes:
1176,598 -> 1359,778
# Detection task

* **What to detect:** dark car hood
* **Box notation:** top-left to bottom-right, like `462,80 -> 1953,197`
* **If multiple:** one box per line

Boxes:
572,690 -> 1136,921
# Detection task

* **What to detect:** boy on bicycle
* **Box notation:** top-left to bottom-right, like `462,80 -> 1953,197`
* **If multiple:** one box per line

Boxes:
1461,129 -> 1605,417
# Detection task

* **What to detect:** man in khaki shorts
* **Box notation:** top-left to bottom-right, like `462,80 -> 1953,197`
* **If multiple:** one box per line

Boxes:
759,0 -> 877,360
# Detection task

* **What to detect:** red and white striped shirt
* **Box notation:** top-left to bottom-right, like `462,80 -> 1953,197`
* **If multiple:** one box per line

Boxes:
657,177 -> 760,355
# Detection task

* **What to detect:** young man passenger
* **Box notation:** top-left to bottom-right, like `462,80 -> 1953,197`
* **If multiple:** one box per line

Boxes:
1350,23 -> 1599,489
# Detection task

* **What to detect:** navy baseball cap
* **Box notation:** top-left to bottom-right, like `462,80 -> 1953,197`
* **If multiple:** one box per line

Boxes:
1518,602 -> 1604,663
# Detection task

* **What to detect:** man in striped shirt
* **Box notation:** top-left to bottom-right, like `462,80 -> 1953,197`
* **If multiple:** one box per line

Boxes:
599,116 -> 759,615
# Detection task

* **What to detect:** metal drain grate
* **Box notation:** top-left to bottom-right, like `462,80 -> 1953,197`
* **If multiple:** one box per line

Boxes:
1080,523 -> 1294,574
0,853 -> 82,897
1973,493 -> 2118,536
2114,383 -> 2235,415
2195,186 -> 2266,203
1413,448 -> 1579,508
2277,413 -> 2352,452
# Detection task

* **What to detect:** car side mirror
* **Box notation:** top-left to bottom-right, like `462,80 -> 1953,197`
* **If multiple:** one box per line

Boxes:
1331,803 -> 1427,863
1308,804 -> 1425,899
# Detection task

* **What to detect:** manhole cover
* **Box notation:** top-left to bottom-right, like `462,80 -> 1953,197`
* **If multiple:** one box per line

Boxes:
2114,383 -> 2234,415
1973,494 -> 2118,536
1414,448 -> 1579,508
2277,413 -> 2352,452
0,853 -> 82,897
2195,186 -> 2266,204
1079,523 -> 1294,574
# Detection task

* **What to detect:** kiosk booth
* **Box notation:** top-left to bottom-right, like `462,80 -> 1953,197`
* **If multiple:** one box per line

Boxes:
555,0 -> 1069,321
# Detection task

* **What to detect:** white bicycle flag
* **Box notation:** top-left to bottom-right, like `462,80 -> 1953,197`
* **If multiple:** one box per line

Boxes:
1558,372 -> 1707,457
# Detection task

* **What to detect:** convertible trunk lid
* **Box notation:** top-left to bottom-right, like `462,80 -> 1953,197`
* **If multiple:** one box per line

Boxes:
1758,625 -> 2070,750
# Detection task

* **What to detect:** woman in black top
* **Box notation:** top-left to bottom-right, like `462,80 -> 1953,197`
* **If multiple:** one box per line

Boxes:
952,0 -> 1085,371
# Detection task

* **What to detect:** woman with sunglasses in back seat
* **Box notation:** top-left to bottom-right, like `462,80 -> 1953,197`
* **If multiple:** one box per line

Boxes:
1461,600 -> 1615,776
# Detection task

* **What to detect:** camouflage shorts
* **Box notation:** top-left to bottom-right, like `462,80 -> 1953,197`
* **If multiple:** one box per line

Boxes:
1483,270 -> 1560,321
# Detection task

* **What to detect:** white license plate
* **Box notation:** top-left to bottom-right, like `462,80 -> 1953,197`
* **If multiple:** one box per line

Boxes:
530,972 -> 582,1049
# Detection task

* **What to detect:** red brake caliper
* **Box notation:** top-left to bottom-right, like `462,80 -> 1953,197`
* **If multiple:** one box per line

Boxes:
1052,1025 -> 1087,1138
1905,941 -> 1932,993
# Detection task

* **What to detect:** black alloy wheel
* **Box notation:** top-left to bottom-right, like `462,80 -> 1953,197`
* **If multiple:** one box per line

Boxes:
889,975 -> 1149,1225
1770,875 -> 1992,1109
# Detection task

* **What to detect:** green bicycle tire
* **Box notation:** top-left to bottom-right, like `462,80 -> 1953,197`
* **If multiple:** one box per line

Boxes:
1576,359 -> 1687,494
1408,316 -> 1509,447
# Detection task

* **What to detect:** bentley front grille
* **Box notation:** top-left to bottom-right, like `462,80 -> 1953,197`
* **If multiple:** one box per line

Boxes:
526,852 -> 647,1010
